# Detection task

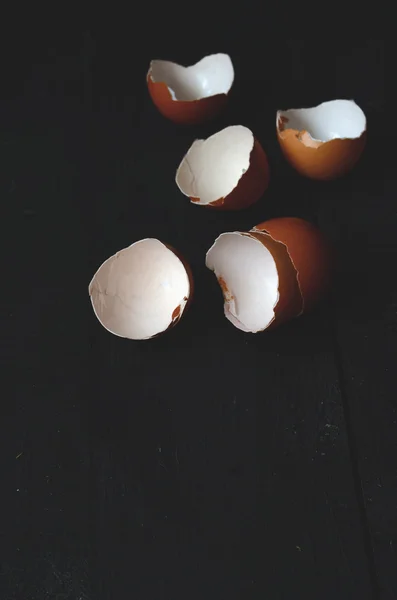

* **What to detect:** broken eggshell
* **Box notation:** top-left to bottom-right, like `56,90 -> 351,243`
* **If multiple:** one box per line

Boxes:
206,218 -> 331,333
253,217 -> 333,312
147,53 -> 234,125
276,99 -> 366,180
206,231 -> 302,332
89,239 -> 193,340
176,125 -> 270,210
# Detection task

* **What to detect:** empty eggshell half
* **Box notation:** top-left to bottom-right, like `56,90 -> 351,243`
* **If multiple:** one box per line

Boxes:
253,218 -> 333,312
147,53 -> 234,124
89,239 -> 192,340
176,125 -> 270,210
277,99 -> 366,180
205,231 -> 302,332
206,218 -> 331,333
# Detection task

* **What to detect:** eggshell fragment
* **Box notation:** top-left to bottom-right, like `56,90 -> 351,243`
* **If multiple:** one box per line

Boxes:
89,239 -> 192,340
205,231 -> 301,332
176,125 -> 270,210
253,218 -> 333,312
277,99 -> 366,180
206,218 -> 331,333
147,54 -> 234,125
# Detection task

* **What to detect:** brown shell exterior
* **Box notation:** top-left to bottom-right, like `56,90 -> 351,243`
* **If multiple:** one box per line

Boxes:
190,139 -> 270,211
246,232 -> 302,329
277,115 -> 366,180
253,218 -> 333,312
147,73 -> 228,125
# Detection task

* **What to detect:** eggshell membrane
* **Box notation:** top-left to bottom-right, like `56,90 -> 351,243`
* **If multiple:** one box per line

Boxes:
147,54 -> 234,125
277,100 -> 366,180
253,218 -> 332,312
176,125 -> 270,210
205,231 -> 301,333
88,239 -> 192,340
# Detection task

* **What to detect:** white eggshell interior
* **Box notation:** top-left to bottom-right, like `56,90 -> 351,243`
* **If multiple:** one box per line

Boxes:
206,232 -> 279,333
89,239 -> 190,340
149,53 -> 234,101
176,125 -> 254,205
277,99 -> 366,142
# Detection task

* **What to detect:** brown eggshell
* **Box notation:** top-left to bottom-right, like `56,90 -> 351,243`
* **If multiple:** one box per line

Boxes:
277,100 -> 367,180
208,140 -> 270,210
147,75 -> 228,125
176,125 -> 270,211
253,218 -> 333,312
146,54 -> 234,125
247,232 -> 303,328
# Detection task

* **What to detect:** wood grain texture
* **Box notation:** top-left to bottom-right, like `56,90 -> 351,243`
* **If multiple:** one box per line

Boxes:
318,121 -> 397,598
314,42 -> 397,600
1,23 -> 394,600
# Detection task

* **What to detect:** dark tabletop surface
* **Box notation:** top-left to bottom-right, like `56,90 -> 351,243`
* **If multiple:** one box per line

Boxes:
1,13 -> 396,600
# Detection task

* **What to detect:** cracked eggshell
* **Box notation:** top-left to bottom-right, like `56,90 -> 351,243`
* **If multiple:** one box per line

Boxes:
277,99 -> 367,180
176,125 -> 270,210
205,230 -> 301,333
88,239 -> 193,340
253,218 -> 333,312
147,53 -> 234,125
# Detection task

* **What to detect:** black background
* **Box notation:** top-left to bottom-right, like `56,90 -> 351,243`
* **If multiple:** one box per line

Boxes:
1,11 -> 396,600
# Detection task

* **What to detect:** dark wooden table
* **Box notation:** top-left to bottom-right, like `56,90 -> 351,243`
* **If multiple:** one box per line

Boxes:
1,19 -> 396,600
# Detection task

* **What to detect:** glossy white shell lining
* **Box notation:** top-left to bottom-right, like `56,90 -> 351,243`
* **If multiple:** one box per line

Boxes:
89,239 -> 190,340
206,232 -> 279,332
277,99 -> 366,142
149,54 -> 234,101
176,125 -> 254,205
